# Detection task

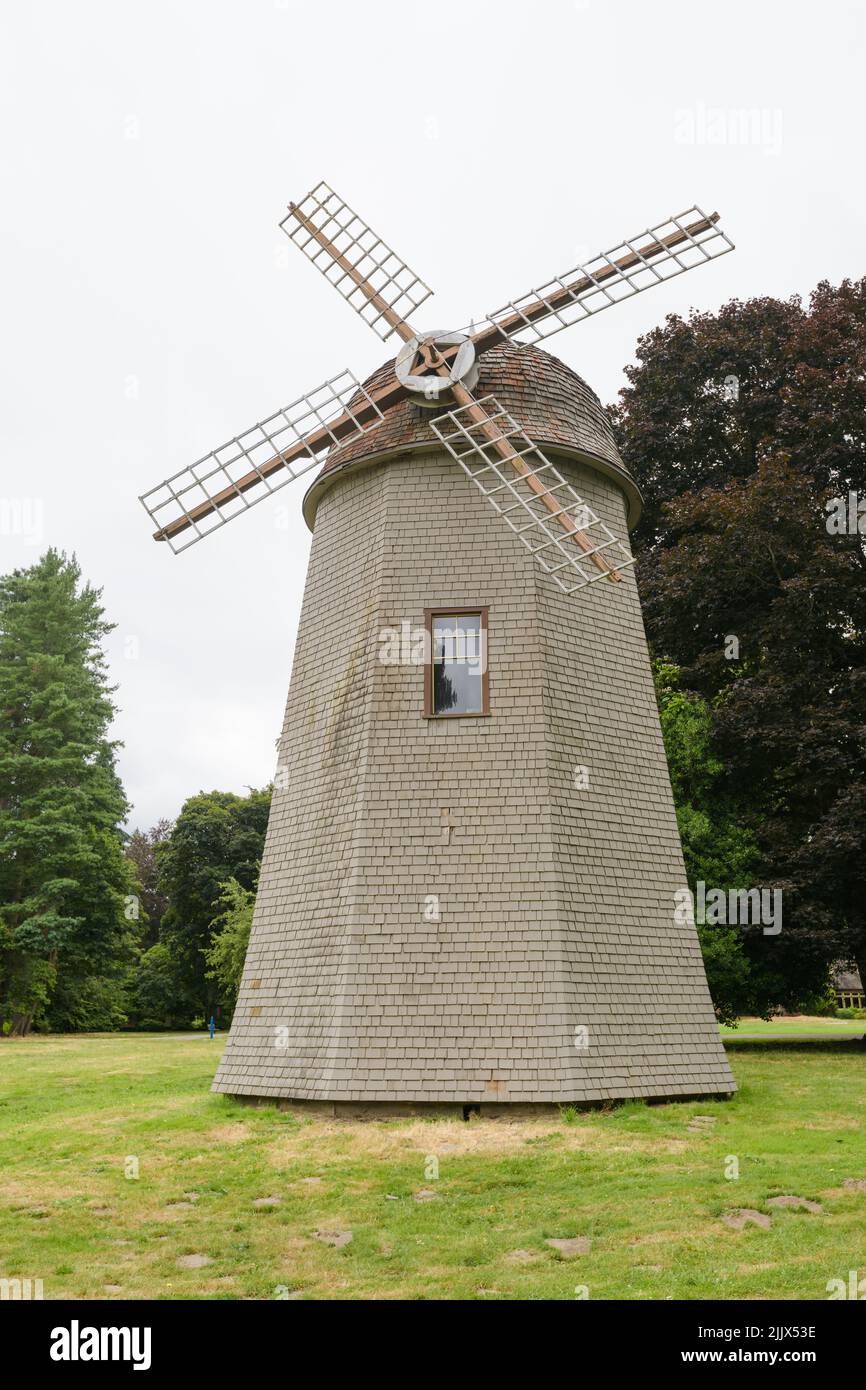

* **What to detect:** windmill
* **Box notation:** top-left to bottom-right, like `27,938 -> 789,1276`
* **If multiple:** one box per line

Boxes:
141,182 -> 737,1111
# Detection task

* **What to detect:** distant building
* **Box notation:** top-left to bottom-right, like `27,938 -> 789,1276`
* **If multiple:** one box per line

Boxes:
833,967 -> 864,1010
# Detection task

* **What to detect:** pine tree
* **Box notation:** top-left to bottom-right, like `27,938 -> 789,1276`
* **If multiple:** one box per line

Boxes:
0,550 -> 134,1035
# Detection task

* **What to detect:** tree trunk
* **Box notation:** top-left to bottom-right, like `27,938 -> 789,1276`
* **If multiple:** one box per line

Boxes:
10,1011 -> 33,1038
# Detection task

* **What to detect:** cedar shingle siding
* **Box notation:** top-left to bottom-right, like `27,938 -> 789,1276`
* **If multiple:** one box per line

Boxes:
212,344 -> 735,1108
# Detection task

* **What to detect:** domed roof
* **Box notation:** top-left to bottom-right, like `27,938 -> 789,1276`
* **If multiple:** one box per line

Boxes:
302,340 -> 642,529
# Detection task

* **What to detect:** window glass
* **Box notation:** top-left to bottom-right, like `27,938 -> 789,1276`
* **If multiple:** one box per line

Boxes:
432,613 -> 484,715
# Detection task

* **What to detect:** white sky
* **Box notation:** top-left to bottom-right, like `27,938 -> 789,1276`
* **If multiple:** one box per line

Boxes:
1,0 -> 864,831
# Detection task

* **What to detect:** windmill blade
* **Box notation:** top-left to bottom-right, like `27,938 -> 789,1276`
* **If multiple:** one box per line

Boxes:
467,208 -> 733,351
280,181 -> 433,343
140,370 -> 384,554
431,392 -> 635,594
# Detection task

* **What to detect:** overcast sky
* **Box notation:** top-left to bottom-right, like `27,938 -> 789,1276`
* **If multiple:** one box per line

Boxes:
1,0 -> 864,831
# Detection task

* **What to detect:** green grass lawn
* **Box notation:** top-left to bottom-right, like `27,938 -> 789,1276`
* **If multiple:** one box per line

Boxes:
1,1033 -> 865,1301
721,1016 -> 866,1038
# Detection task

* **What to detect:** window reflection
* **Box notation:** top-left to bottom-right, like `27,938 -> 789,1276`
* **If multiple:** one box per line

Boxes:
432,613 -> 483,715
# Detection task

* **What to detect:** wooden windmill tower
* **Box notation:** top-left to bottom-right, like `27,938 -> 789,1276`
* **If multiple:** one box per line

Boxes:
141,183 -> 737,1112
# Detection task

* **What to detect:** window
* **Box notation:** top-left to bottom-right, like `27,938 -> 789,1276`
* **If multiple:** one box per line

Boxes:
423,608 -> 489,718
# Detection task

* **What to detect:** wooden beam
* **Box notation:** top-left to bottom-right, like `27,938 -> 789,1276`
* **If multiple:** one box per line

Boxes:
449,382 -> 620,582
155,214 -> 424,541
153,373 -> 403,541
154,213 -> 721,543
469,212 -> 721,354
286,203 -> 417,345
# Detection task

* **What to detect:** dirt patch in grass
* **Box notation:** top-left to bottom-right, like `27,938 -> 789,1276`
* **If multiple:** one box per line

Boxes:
628,1228 -> 702,1246
207,1123 -> 253,1145
766,1195 -> 822,1213
722,1210 -> 771,1231
265,1116 -> 693,1173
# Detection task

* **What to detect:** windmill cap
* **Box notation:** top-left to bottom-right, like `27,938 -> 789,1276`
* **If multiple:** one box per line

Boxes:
302,340 -> 642,531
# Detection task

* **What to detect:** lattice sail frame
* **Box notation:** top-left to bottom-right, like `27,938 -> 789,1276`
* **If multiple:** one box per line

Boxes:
467,207 -> 734,346
280,181 -> 433,341
431,396 -> 636,594
139,371 -> 383,554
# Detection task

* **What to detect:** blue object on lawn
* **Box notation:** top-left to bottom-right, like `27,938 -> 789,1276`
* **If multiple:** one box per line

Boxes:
209,1015 -> 215,1039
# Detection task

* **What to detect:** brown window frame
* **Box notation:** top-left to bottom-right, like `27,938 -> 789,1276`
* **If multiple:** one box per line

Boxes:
423,606 -> 490,719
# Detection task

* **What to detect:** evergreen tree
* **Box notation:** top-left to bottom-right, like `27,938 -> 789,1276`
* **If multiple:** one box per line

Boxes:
0,550 -> 135,1034
156,788 -> 270,1014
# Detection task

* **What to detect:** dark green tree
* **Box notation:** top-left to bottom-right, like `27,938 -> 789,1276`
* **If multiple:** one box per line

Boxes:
156,788 -> 270,1015
132,942 -> 198,1030
655,662 -> 778,1024
124,818 -> 172,949
0,550 -> 136,1035
203,877 -> 256,1023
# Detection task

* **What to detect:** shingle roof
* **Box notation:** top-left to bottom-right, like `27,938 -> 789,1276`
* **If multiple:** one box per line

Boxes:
302,340 -> 641,530
833,967 -> 863,992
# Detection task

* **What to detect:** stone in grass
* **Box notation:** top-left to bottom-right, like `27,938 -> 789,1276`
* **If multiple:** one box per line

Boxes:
176,1253 -> 213,1269
103,1284 -> 123,1294
766,1195 -> 822,1214
545,1237 -> 591,1257
253,1196 -> 281,1208
315,1230 -> 352,1248
722,1209 -> 771,1231
844,1178 -> 866,1192
413,1189 -> 439,1202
